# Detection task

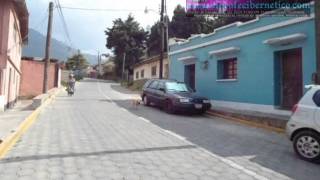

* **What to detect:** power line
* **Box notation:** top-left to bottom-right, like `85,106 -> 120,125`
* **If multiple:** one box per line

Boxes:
54,0 -> 74,50
60,6 -> 144,12
56,0 -> 72,43
7,7 -> 49,54
33,7 -> 49,31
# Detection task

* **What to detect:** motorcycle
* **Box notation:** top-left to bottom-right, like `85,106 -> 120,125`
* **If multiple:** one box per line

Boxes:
67,86 -> 74,96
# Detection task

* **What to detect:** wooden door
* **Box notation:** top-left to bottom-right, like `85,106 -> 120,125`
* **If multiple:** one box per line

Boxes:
185,64 -> 195,90
281,48 -> 303,109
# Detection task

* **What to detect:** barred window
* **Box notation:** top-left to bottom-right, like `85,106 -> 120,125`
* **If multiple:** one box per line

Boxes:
218,58 -> 237,80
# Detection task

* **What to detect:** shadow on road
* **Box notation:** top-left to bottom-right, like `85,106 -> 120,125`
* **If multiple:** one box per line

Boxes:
80,78 -> 114,83
0,145 -> 196,164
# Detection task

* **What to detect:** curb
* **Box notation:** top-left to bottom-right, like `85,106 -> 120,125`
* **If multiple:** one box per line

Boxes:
0,88 -> 61,159
206,110 -> 285,134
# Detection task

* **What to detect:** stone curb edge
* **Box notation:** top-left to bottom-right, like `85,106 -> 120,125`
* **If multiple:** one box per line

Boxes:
0,88 -> 62,159
205,110 -> 285,134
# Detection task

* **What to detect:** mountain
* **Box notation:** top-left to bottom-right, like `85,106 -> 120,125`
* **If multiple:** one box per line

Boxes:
22,29 -> 98,64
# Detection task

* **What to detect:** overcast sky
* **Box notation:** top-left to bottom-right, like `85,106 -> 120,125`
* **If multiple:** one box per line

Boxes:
27,0 -> 185,55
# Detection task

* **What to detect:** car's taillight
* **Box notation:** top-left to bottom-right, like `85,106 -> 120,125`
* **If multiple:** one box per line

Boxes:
292,104 -> 298,113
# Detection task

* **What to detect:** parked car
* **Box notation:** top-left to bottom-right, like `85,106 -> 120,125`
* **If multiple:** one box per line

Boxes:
286,85 -> 320,163
141,79 -> 211,114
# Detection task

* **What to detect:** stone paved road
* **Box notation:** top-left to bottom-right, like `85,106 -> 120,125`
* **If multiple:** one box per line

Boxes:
0,79 -> 319,180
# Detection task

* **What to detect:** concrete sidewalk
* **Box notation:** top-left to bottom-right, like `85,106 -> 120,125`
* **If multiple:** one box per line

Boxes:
0,100 -> 34,143
208,106 -> 290,131
0,87 -> 62,146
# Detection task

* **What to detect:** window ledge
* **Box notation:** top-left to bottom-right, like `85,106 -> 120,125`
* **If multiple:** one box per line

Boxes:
216,79 -> 237,82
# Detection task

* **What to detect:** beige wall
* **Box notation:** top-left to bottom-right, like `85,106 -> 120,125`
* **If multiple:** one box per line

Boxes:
133,58 -> 169,81
0,1 -> 24,111
7,9 -> 22,70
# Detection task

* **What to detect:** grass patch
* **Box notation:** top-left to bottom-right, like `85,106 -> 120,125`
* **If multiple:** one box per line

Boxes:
127,79 -> 148,92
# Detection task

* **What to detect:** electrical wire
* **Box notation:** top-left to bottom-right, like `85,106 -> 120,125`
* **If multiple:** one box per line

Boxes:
54,0 -> 74,50
32,7 -> 49,31
6,7 -> 49,54
55,3 -> 147,53
59,6 -> 144,12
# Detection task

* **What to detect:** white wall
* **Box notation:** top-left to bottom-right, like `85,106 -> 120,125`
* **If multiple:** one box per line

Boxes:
134,58 -> 169,81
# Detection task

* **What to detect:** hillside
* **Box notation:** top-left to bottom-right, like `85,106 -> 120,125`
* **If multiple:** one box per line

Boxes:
22,29 -> 98,64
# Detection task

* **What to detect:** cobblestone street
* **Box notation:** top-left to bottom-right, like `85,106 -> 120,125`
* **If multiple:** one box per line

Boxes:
0,79 -> 319,180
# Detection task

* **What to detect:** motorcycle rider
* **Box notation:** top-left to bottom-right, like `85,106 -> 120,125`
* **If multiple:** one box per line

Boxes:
68,74 -> 76,95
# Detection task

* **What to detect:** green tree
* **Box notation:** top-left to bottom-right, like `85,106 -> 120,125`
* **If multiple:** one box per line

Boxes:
66,51 -> 89,70
146,20 -> 169,56
169,5 -> 216,39
105,15 -> 147,76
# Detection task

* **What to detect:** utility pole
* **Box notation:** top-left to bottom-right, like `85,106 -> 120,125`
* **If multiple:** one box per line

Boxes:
76,49 -> 80,78
315,0 -> 320,84
159,0 -> 165,79
122,52 -> 126,82
97,51 -> 101,77
43,2 -> 54,93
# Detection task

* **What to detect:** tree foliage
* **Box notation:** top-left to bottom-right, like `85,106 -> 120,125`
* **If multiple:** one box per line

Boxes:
169,5 -> 216,39
105,15 -> 147,76
146,5 -> 217,55
66,51 -> 89,70
146,20 -> 169,57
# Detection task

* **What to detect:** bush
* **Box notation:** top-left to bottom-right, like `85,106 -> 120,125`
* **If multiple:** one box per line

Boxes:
61,81 -> 68,87
128,79 -> 148,91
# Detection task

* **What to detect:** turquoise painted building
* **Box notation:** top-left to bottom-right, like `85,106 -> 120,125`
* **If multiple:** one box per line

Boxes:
169,3 -> 315,111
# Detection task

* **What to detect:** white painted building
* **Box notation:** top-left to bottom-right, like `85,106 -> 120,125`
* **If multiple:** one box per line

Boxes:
133,54 -> 169,81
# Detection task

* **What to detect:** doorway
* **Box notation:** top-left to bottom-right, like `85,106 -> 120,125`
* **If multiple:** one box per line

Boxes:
185,64 -> 195,90
276,48 -> 303,109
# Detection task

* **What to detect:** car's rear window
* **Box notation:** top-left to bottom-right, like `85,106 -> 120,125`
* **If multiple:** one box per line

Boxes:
143,80 -> 153,89
313,90 -> 320,107
148,80 -> 159,89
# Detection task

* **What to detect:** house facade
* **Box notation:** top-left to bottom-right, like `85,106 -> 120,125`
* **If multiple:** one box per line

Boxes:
133,54 -> 169,81
0,0 -> 28,111
169,3 -> 315,111
102,60 -> 116,80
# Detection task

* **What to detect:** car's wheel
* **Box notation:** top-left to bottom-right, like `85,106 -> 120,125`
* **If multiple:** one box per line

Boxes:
164,100 -> 175,114
143,95 -> 150,106
293,131 -> 320,163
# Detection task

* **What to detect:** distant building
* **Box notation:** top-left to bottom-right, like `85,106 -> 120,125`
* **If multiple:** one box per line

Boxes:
133,54 -> 169,81
169,2 -> 315,112
0,0 -> 28,111
102,60 -> 116,80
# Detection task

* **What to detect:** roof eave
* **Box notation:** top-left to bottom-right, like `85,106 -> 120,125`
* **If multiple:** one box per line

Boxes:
13,0 -> 29,43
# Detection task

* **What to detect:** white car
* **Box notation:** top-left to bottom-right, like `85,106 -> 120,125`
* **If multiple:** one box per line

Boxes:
286,85 -> 320,163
